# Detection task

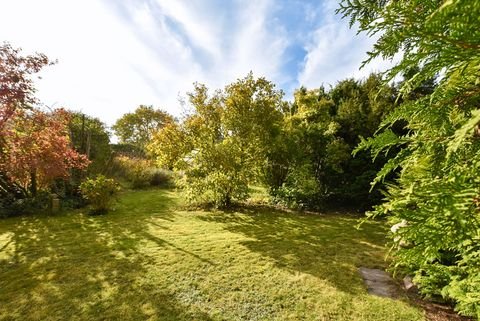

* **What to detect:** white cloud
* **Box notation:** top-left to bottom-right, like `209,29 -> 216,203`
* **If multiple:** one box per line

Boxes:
228,1 -> 289,81
0,0 -> 396,130
0,0 -> 168,126
0,0 -> 290,127
152,1 -> 223,60
297,1 -> 396,88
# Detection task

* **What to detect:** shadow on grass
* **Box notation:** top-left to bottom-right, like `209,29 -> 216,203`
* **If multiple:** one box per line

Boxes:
1,188 -> 415,320
0,189 -> 213,321
140,232 -> 216,266
200,204 -> 390,295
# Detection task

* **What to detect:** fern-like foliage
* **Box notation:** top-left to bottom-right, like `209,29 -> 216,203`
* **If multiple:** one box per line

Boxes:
339,0 -> 480,317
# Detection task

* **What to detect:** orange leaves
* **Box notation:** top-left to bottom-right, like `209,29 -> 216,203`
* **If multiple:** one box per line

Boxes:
0,109 -> 90,189
0,43 -> 86,191
0,42 -> 52,131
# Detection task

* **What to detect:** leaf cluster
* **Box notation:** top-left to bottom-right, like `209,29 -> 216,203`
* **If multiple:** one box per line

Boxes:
340,0 -> 480,316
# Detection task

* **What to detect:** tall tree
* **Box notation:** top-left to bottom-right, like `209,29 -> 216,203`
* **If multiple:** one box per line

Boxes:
112,105 -> 174,149
339,0 -> 480,317
0,44 -> 88,200
0,109 -> 89,195
1,42 -> 53,198
0,42 -> 51,131
69,111 -> 112,174
270,75 -> 396,209
148,74 -> 284,207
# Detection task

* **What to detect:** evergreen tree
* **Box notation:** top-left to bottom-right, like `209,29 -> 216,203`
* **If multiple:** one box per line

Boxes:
339,0 -> 480,316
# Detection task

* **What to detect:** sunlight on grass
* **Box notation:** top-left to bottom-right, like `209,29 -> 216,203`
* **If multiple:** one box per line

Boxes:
0,189 -> 424,321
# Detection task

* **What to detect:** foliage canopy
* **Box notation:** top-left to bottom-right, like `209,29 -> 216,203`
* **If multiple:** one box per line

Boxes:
270,74 -> 397,209
149,73 -> 283,207
113,105 -> 174,149
339,0 -> 480,317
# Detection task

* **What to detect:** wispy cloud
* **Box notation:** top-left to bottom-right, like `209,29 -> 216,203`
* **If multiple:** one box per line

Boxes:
297,0 -> 394,89
0,0 -> 390,126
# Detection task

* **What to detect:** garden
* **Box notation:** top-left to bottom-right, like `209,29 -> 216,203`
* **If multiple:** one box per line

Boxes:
1,0 -> 479,320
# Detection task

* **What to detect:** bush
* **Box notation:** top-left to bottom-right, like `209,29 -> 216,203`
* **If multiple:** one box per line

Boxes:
49,178 -> 87,209
273,164 -> 322,210
0,191 -> 50,217
149,168 -> 174,187
79,175 -> 120,214
110,156 -> 173,189
181,169 -> 249,208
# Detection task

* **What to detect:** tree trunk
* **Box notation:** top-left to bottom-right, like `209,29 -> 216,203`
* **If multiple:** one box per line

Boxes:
30,170 -> 37,196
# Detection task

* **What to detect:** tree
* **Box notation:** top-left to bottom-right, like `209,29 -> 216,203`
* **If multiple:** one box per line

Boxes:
112,105 -> 174,149
0,43 -> 88,202
270,75 -> 396,209
68,111 -> 112,174
0,109 -> 89,195
147,122 -> 191,170
339,0 -> 480,317
148,74 -> 284,207
0,42 -> 56,200
0,42 -> 52,131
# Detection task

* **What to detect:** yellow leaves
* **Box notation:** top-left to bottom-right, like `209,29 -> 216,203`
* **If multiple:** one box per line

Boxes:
148,122 -> 191,170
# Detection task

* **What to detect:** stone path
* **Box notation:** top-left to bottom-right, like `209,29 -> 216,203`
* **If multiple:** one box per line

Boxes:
358,267 -> 400,298
358,267 -> 474,320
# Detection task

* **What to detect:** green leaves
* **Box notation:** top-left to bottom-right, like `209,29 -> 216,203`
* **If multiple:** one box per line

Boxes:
113,105 -> 174,150
340,0 -> 480,317
150,74 -> 284,207
273,74 -> 396,209
447,109 -> 480,157
79,175 -> 120,214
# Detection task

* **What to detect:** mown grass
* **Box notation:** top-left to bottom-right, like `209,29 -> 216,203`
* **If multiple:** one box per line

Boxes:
0,188 -> 424,321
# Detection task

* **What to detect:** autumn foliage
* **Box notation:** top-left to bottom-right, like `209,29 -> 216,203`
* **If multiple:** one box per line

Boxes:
0,42 -> 51,131
0,43 -> 89,197
0,109 -> 89,191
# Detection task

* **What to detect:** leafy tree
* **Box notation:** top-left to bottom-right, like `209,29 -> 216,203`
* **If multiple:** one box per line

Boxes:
0,42 -> 52,131
149,74 -> 284,207
69,111 -> 112,174
0,43 -> 88,202
147,122 -> 191,170
0,42 -> 52,200
0,109 -> 89,195
339,0 -> 480,316
112,105 -> 174,149
272,75 -> 396,209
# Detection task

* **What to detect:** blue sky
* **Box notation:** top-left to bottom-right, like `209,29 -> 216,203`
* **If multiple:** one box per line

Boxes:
0,0 -> 392,126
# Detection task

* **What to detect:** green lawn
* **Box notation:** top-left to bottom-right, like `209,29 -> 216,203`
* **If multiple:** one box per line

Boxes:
0,189 -> 424,321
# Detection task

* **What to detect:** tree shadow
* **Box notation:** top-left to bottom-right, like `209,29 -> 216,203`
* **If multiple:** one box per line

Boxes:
140,231 -> 216,266
0,188 -> 214,321
199,204 -> 390,295
0,188 -> 417,320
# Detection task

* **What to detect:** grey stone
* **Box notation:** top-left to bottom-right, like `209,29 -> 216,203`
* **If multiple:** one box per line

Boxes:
358,267 -> 399,298
403,275 -> 416,291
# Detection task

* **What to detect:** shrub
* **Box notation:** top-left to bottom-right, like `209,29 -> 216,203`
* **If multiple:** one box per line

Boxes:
49,178 -> 88,209
79,175 -> 120,214
0,191 -> 50,217
149,168 -> 174,187
111,156 -> 173,189
181,169 -> 249,208
127,160 -> 152,189
273,163 -> 322,210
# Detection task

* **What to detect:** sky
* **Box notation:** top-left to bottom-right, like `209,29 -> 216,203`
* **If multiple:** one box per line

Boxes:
0,0 -> 393,127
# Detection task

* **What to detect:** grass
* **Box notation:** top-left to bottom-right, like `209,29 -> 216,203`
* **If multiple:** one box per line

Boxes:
0,188 -> 424,321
